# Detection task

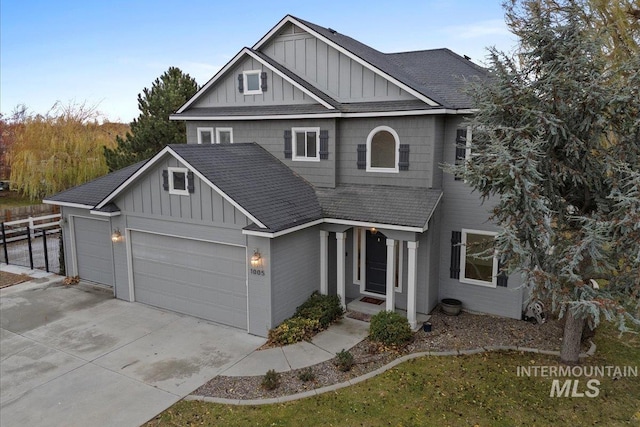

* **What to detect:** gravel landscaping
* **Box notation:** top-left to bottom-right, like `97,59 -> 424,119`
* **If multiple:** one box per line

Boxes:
193,309 -> 586,400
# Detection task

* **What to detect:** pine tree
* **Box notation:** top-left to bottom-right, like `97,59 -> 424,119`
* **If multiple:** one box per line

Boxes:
453,0 -> 640,363
104,67 -> 198,171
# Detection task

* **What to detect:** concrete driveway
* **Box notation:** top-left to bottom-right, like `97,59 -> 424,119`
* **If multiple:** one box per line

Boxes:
0,280 -> 264,427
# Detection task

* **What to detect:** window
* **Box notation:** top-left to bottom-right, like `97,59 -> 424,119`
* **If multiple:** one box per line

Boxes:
454,126 -> 472,180
168,167 -> 189,195
216,128 -> 233,144
243,70 -> 262,95
292,127 -> 320,161
197,127 -> 214,144
366,126 -> 399,173
460,229 -> 498,287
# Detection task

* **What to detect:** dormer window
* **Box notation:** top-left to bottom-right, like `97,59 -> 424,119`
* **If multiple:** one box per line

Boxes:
243,70 -> 262,95
366,126 -> 399,173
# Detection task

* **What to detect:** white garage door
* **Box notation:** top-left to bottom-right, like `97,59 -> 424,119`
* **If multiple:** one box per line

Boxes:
130,231 -> 247,329
73,217 -> 114,286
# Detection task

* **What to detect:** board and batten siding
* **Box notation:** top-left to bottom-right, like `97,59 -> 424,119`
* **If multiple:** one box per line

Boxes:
191,56 -> 316,108
270,225 -> 321,327
438,117 -> 524,319
262,23 -> 416,103
336,116 -> 436,188
187,120 -> 336,188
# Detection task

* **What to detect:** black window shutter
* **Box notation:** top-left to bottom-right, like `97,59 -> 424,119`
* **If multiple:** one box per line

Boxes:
497,259 -> 508,287
284,130 -> 292,159
319,130 -> 329,160
162,170 -> 169,191
399,144 -> 410,171
454,129 -> 467,181
450,231 -> 462,279
238,74 -> 244,93
187,171 -> 195,193
261,71 -> 267,91
357,144 -> 366,169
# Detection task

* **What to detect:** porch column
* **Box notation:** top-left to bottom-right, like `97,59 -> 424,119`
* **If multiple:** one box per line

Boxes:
407,241 -> 419,329
336,232 -> 346,309
385,238 -> 396,312
320,230 -> 329,295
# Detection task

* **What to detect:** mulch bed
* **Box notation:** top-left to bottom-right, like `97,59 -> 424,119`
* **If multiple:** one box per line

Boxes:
193,310 -> 585,401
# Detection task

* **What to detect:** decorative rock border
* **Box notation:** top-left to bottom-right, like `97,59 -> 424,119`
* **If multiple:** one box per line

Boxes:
186,340 -> 596,406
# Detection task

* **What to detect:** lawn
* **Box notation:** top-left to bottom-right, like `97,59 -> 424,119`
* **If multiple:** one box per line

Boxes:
145,323 -> 639,426
0,190 -> 39,209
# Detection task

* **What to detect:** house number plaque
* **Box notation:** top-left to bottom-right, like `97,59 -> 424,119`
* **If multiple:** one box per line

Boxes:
250,268 -> 265,276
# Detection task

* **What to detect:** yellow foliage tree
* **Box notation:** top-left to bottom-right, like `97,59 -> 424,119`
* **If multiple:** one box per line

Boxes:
8,102 -> 128,200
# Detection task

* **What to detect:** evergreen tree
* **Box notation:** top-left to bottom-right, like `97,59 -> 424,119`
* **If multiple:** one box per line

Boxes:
453,0 -> 640,363
104,67 -> 198,171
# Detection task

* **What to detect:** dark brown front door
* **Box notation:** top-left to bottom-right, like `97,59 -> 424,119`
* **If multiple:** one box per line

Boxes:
365,230 -> 387,294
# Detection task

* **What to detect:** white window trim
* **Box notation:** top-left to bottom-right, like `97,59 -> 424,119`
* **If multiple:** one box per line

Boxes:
216,127 -> 234,144
460,229 -> 498,288
366,125 -> 400,173
168,167 -> 189,196
197,127 -> 214,144
243,70 -> 262,95
292,127 -> 320,162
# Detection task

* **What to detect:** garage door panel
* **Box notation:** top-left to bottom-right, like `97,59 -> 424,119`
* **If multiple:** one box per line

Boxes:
73,217 -> 114,286
130,232 -> 247,329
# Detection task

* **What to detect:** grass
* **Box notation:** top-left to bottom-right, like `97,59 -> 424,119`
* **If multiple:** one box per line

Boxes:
144,323 -> 640,426
0,191 -> 39,209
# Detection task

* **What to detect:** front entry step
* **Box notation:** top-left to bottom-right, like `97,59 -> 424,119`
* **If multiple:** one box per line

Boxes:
347,297 -> 431,331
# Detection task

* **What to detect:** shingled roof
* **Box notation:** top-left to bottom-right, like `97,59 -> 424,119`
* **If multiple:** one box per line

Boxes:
315,185 -> 442,229
43,161 -> 146,208
169,144 -> 322,233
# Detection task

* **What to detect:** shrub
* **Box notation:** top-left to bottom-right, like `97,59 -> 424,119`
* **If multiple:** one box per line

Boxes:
297,367 -> 316,382
369,310 -> 413,346
334,349 -> 355,372
268,317 -> 320,345
267,291 -> 345,346
262,369 -> 279,390
294,291 -> 344,328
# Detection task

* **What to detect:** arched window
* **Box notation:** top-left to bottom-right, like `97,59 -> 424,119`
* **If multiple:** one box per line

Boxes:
366,126 -> 399,172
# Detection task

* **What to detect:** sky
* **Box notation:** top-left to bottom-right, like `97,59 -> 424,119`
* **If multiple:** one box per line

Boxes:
1,0 -> 519,123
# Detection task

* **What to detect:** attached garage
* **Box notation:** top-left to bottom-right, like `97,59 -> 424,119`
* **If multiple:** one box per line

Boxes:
129,231 -> 248,329
72,216 -> 114,286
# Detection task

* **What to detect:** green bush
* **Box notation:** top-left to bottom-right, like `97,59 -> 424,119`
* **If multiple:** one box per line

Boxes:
297,367 -> 316,382
334,349 -> 354,372
268,317 -> 320,345
267,291 -> 345,346
369,310 -> 413,346
261,369 -> 279,390
294,292 -> 344,328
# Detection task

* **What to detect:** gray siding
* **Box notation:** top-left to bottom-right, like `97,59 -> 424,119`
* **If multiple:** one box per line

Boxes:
270,225 -> 321,326
438,116 -> 524,319
187,120 -> 336,188
336,116 -> 435,188
262,24 -> 415,103
247,235 -> 272,337
192,56 -> 316,108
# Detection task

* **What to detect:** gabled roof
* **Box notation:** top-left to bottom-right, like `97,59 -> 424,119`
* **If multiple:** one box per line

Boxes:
315,185 -> 442,230
167,144 -> 322,233
43,161 -> 146,209
83,144 -> 321,233
175,47 -> 336,115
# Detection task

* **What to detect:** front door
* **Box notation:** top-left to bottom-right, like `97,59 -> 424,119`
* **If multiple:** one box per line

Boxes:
365,230 -> 387,294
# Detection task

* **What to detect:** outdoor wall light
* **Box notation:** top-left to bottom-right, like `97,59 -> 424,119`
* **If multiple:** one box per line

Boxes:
370,227 -> 378,235
111,229 -> 123,243
250,249 -> 263,267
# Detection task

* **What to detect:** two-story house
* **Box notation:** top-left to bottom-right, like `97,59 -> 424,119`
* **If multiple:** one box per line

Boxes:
45,15 -> 525,337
